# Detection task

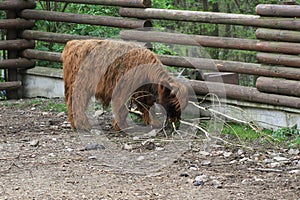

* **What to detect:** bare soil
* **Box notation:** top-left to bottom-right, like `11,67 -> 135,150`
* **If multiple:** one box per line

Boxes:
0,98 -> 299,200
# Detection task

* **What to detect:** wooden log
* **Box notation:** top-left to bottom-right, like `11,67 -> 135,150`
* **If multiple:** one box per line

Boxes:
159,55 -> 300,80
256,4 -> 300,17
120,30 -> 300,54
0,18 -> 35,30
119,8 -> 300,30
0,58 -> 35,69
6,10 -> 18,99
256,77 -> 300,97
21,49 -> 62,62
0,39 -> 35,50
20,9 -> 152,29
38,0 -> 151,8
19,49 -> 300,80
257,53 -> 300,68
20,30 -> 103,44
0,0 -> 36,10
256,28 -> 300,43
189,80 -> 300,109
0,81 -> 22,90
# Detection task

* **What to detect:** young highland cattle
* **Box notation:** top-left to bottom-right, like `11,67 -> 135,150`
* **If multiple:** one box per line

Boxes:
62,39 -> 188,131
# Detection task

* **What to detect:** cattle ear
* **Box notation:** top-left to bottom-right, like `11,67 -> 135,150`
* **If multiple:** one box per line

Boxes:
158,80 -> 171,97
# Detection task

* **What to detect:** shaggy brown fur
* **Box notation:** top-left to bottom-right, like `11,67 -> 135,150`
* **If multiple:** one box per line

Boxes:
62,39 -> 188,131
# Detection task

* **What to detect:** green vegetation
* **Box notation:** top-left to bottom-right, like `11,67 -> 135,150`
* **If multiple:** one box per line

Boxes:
221,122 -> 300,148
2,98 -> 68,113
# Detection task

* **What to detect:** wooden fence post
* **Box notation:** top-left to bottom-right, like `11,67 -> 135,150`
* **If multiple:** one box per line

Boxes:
0,0 -> 36,99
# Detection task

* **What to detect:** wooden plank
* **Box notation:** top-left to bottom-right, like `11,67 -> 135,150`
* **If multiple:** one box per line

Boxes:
190,80 -> 300,109
20,9 -> 152,29
0,58 -> 35,69
119,8 -> 300,30
38,0 -> 151,8
257,53 -> 300,68
256,28 -> 300,43
256,4 -> 300,17
120,30 -> 300,54
256,77 -> 300,97
0,81 -> 22,90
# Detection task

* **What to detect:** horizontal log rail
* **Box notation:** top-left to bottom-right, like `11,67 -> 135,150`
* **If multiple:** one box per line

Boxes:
256,77 -> 300,97
0,81 -> 22,90
256,4 -> 300,17
38,0 -> 151,8
20,49 -> 300,80
0,58 -> 35,69
257,53 -> 300,68
0,18 -> 35,30
119,8 -> 300,30
256,28 -> 300,43
20,9 -> 152,29
20,30 -> 103,44
159,55 -> 300,80
120,30 -> 300,54
0,0 -> 36,11
190,80 -> 300,109
0,39 -> 34,50
21,49 -> 62,62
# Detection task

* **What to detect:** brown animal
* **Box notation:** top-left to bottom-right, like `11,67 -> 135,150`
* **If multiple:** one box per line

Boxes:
62,39 -> 188,131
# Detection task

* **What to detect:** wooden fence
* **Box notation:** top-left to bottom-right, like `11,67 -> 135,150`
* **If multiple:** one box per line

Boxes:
0,0 -> 299,110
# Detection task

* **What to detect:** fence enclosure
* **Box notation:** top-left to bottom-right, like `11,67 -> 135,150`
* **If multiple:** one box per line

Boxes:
0,0 -> 299,115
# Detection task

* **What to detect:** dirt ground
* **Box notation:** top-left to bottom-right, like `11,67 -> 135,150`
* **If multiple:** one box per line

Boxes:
0,98 -> 299,200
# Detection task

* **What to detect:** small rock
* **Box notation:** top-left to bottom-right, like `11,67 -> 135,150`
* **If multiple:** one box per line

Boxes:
195,174 -> 209,183
88,156 -> 97,160
273,156 -> 288,162
237,149 -> 244,156
253,176 -> 264,182
57,112 -> 65,117
50,125 -> 59,130
241,179 -> 249,185
263,158 -> 273,164
180,172 -> 189,177
288,149 -> 299,155
136,156 -> 145,161
85,143 -> 105,151
212,180 -> 222,188
66,147 -> 74,152
194,180 -> 204,186
155,147 -> 165,151
201,160 -> 211,166
29,140 -> 39,147
229,160 -> 237,164
133,136 -> 140,140
199,151 -> 210,157
48,153 -> 55,157
143,129 -> 158,138
94,110 -> 104,117
189,164 -> 199,171
289,170 -> 300,174
42,112 -> 49,116
223,152 -> 232,158
267,162 -> 281,168
123,143 -> 133,151
239,157 -> 249,162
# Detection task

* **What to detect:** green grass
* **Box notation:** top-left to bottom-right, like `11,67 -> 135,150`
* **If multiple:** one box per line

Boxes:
2,98 -> 68,113
220,122 -> 300,148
